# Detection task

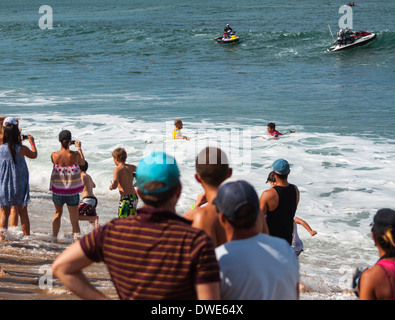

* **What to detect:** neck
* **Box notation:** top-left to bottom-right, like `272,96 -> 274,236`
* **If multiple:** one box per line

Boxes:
227,227 -> 259,241
203,184 -> 219,203
274,177 -> 289,187
143,203 -> 176,213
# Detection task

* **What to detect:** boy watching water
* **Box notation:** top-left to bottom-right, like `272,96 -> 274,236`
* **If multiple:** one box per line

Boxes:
109,148 -> 138,217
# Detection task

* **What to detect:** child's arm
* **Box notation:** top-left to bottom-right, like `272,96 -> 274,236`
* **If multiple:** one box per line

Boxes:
294,217 -> 317,236
109,167 -> 119,190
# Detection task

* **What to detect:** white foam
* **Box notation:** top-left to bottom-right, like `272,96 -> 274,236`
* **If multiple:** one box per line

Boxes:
14,113 -> 395,297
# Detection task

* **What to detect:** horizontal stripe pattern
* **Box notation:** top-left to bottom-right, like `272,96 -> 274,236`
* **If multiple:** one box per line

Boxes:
80,207 -> 219,300
49,164 -> 83,195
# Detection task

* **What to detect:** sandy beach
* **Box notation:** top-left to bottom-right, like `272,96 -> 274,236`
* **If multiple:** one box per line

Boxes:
0,194 -> 119,300
0,193 -> 359,301
0,241 -> 117,300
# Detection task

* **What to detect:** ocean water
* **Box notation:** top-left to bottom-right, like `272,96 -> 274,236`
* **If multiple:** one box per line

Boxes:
1,0 -> 394,299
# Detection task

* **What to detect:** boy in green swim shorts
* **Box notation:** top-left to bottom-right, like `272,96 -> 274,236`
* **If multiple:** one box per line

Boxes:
109,148 -> 138,217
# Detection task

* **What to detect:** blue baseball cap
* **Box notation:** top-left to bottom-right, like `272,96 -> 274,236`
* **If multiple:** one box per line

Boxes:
272,158 -> 290,175
136,152 -> 180,194
213,180 -> 259,219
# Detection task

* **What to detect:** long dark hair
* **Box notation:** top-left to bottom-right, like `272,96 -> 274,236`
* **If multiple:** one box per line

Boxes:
3,123 -> 21,163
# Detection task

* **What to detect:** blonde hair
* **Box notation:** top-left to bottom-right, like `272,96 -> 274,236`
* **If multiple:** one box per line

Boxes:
374,227 -> 395,257
383,229 -> 395,248
112,147 -> 127,162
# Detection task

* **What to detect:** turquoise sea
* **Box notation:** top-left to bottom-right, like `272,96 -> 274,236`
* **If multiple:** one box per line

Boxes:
0,0 -> 394,299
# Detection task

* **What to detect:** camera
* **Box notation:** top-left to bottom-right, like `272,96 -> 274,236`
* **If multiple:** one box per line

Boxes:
21,134 -> 29,141
70,140 -> 75,145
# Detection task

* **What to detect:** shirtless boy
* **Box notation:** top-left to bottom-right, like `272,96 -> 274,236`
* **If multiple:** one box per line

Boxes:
79,161 -> 98,227
185,147 -> 269,247
183,147 -> 230,247
109,148 -> 138,217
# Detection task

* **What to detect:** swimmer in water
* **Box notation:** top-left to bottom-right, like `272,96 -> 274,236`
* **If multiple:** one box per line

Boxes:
267,123 -> 283,138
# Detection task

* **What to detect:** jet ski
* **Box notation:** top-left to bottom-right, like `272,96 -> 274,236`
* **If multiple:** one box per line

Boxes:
215,31 -> 239,44
327,30 -> 376,52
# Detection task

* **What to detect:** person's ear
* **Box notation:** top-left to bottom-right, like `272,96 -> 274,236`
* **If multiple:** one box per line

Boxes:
195,173 -> 202,184
218,212 -> 227,226
227,168 -> 232,178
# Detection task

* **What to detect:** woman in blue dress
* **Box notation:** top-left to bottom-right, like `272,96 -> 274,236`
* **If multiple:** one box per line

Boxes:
0,117 -> 37,240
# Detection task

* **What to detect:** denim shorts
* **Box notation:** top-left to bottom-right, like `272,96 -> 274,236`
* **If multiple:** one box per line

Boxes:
52,193 -> 80,207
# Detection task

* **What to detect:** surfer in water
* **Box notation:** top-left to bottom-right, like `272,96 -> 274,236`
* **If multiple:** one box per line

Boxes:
267,122 -> 283,137
173,120 -> 190,140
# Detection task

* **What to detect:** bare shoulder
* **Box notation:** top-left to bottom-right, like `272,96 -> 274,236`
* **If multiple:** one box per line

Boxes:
82,173 -> 92,183
194,205 -> 217,224
188,206 -> 206,222
361,265 -> 384,285
260,187 -> 276,200
51,151 -> 59,161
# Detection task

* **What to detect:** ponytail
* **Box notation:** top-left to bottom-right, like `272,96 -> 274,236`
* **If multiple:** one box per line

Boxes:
383,229 -> 395,248
375,228 -> 395,258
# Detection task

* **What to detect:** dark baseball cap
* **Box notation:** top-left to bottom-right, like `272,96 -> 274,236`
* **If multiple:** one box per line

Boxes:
371,208 -> 395,234
266,171 -> 276,183
213,180 -> 259,220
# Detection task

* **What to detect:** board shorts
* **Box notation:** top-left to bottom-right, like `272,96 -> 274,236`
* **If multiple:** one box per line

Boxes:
78,196 -> 98,216
118,193 -> 138,218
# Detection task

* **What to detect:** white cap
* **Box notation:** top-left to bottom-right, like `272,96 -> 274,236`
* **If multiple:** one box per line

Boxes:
2,117 -> 18,126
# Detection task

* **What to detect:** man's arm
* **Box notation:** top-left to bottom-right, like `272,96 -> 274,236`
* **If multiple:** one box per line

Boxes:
196,282 -> 220,300
259,190 -> 273,234
52,241 -> 109,300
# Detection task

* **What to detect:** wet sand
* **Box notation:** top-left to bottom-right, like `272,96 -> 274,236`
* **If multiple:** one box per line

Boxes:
0,241 -> 117,300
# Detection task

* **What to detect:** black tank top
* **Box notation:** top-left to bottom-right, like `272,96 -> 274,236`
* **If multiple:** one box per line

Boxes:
267,185 -> 297,245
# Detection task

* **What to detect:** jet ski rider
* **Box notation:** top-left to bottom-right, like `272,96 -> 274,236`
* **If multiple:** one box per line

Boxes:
223,24 -> 233,39
337,29 -> 345,45
345,27 -> 355,44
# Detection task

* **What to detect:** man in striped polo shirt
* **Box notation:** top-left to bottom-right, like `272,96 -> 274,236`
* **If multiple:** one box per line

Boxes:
52,152 -> 220,300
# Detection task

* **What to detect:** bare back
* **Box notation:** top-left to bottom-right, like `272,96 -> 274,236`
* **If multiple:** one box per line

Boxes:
113,163 -> 136,196
51,149 -> 84,167
81,172 -> 95,199
191,203 -> 226,247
